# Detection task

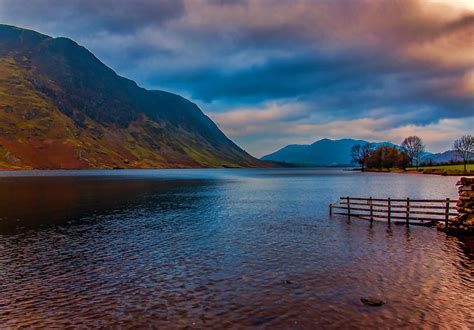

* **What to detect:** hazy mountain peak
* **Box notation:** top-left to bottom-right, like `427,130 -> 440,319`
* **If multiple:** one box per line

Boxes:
263,138 -> 395,166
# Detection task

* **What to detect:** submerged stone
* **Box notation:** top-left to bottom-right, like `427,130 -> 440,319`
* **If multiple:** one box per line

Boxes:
361,297 -> 386,306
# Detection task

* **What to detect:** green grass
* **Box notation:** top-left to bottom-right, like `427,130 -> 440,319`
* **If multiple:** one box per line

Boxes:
366,164 -> 473,176
406,164 -> 474,171
405,164 -> 473,176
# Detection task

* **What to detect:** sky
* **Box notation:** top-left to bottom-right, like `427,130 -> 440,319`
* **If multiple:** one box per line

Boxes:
0,0 -> 473,157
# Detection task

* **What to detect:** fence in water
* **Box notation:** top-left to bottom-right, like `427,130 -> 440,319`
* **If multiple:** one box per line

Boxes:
329,196 -> 458,226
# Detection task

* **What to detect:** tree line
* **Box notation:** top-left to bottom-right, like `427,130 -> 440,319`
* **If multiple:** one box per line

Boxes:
351,135 -> 473,172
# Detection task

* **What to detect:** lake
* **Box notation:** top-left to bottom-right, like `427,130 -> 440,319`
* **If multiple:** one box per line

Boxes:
0,168 -> 472,328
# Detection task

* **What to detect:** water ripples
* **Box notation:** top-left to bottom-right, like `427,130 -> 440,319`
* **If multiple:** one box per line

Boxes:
0,169 -> 472,328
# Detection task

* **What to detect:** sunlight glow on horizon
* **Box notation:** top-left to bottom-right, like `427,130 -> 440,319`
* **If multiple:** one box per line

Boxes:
429,0 -> 474,10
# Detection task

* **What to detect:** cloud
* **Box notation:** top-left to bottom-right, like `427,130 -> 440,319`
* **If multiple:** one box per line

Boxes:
208,101 -> 313,136
461,70 -> 474,94
287,117 -> 474,151
0,0 -> 473,156
0,0 -> 185,33
209,101 -> 473,156
404,15 -> 474,68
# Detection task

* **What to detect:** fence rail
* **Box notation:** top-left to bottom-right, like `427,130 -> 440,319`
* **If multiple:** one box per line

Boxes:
329,196 -> 458,226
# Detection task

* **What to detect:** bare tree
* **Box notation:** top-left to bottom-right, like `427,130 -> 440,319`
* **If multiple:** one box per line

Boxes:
351,144 -> 361,168
401,136 -> 425,170
351,143 -> 373,171
454,135 -> 473,173
360,143 -> 373,171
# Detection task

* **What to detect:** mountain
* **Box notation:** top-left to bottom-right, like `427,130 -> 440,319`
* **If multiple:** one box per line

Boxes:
262,138 -> 463,166
423,150 -> 461,163
261,138 -> 396,166
0,24 -> 267,169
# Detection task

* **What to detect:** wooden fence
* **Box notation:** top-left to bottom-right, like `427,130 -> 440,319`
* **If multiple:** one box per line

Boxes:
329,197 -> 458,226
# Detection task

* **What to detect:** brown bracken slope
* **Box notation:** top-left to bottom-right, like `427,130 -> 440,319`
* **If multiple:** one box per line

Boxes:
0,24 -> 269,169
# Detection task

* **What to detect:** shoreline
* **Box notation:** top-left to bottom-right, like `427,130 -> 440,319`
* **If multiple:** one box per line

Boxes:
0,163 -> 282,172
1,165 -> 472,176
362,168 -> 473,177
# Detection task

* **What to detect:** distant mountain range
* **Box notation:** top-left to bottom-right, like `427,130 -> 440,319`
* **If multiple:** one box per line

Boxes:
0,24 -> 268,169
261,138 -> 458,166
423,150 -> 461,163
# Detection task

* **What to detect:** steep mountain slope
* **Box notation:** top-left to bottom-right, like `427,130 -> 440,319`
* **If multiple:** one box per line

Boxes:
261,138 -> 396,166
0,24 -> 266,169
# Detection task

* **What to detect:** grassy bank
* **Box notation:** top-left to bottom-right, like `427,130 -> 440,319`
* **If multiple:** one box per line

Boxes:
407,164 -> 473,176
365,164 -> 474,176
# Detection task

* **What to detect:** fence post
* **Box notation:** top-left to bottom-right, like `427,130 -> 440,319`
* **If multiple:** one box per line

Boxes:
369,197 -> 373,222
445,198 -> 450,228
406,198 -> 410,225
388,198 -> 391,224
347,196 -> 350,219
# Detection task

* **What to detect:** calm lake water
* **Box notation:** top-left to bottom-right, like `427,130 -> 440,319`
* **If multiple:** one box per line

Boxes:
0,168 -> 472,328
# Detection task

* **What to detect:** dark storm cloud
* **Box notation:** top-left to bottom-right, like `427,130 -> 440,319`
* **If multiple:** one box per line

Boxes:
207,0 -> 247,5
441,13 -> 474,33
148,51 -> 387,101
0,0 -> 185,33
146,49 -> 471,125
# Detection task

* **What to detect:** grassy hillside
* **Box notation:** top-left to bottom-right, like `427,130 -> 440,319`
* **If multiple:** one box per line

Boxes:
0,24 -> 267,169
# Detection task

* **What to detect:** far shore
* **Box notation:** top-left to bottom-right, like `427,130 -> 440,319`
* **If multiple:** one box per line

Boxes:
1,164 -> 472,176
360,164 -> 474,176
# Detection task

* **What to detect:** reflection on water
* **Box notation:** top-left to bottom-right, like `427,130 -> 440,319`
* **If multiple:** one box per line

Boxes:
0,175 -> 222,233
0,168 -> 472,328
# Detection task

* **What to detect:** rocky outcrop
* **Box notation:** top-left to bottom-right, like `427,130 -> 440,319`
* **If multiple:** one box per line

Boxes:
442,177 -> 474,235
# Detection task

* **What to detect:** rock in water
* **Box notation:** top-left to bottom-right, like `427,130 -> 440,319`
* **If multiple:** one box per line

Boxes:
361,297 -> 386,306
